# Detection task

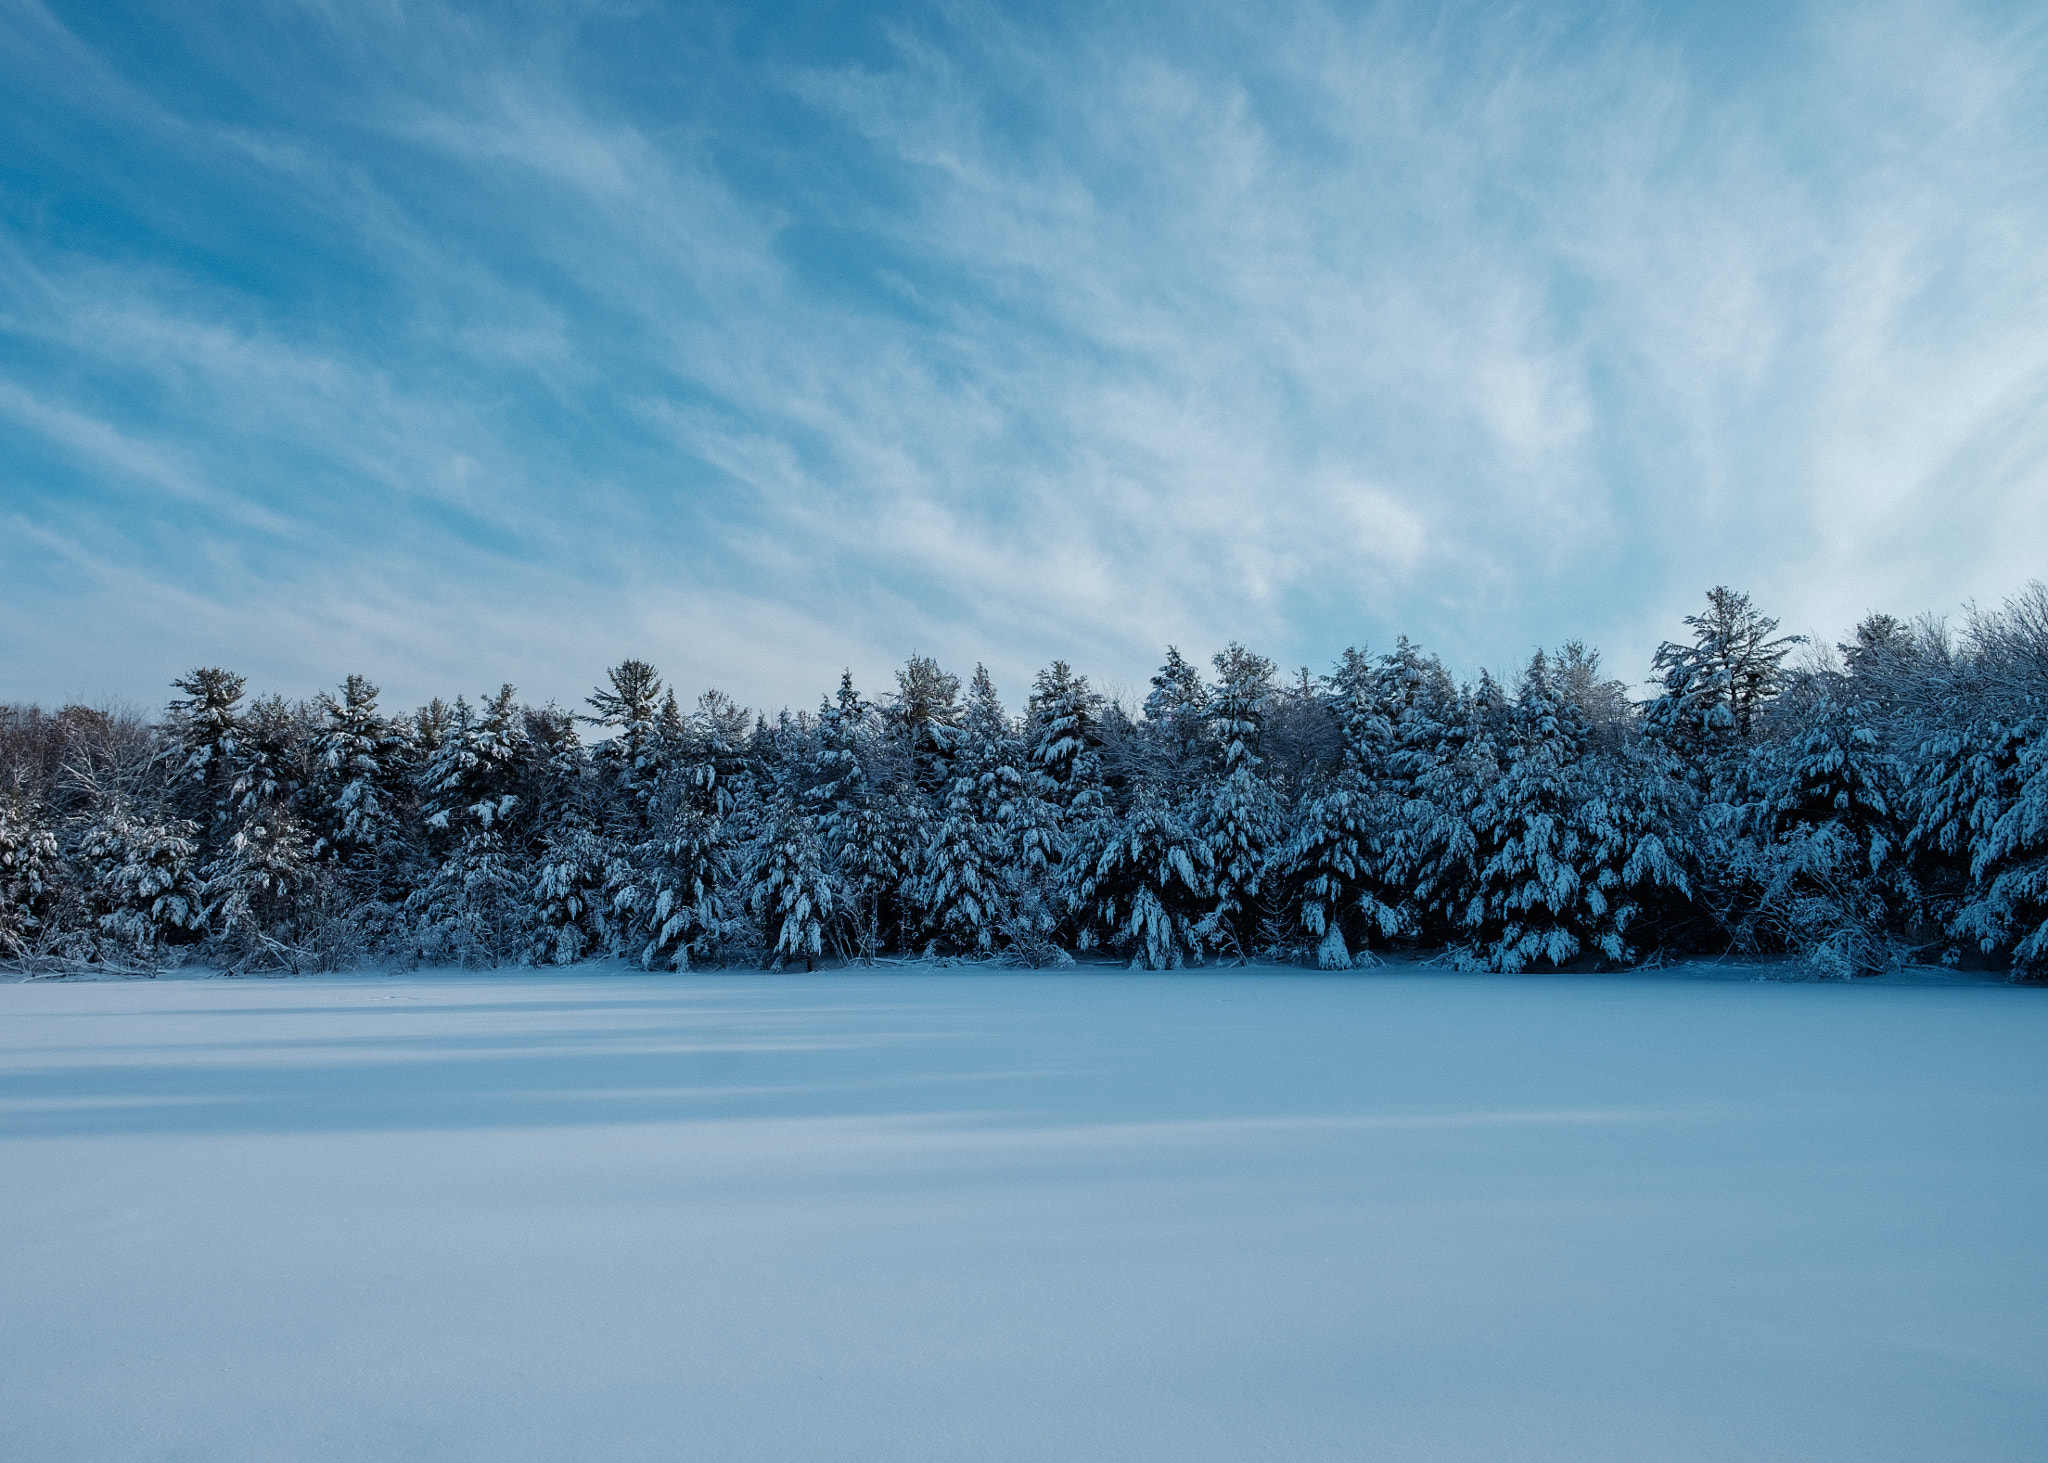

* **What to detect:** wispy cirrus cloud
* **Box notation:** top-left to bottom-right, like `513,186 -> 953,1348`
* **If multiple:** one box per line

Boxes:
2,0 -> 2044,716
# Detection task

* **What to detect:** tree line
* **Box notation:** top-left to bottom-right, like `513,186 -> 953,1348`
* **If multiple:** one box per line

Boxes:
3,584 -> 2045,978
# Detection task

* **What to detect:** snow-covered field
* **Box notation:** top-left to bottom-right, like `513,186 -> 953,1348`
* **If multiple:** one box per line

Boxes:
3,965 -> 2043,1462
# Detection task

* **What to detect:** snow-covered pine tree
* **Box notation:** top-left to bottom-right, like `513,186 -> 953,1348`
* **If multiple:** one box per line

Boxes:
75,804 -> 207,967
1750,692 -> 1903,874
1208,643 -> 1276,775
890,655 -> 963,796
0,794 -> 63,963
631,803 -> 735,970
1720,689 -> 1903,975
915,780 -> 1003,955
1446,652 -> 1695,972
230,695 -> 309,829
1553,641 -> 1635,748
1383,676 -> 1496,948
809,672 -> 871,823
161,668 -> 247,847
1328,646 -> 1394,781
1915,714 -> 2048,977
1374,638 -> 1464,794
533,660 -> 671,962
414,697 -> 454,757
1450,651 -> 1596,971
992,781 -> 1069,963
532,822 -> 619,965
419,687 -> 529,839
1645,587 -> 1804,761
1959,719 -> 2048,977
957,665 -> 1022,820
406,830 -> 529,968
747,796 -> 837,969
408,687 -> 533,965
1074,794 -> 1213,969
1570,741 -> 1696,962
207,808 -> 316,973
1196,765 -> 1280,958
1026,661 -> 1106,811
583,659 -> 669,836
1140,647 -> 1210,793
683,690 -> 752,818
1279,774 -> 1405,968
909,665 -> 1016,955
307,676 -> 407,876
1294,644 -> 1479,964
833,791 -> 926,961
520,703 -> 614,965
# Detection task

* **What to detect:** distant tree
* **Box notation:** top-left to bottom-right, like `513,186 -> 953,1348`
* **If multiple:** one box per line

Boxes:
890,655 -> 963,795
76,805 -> 207,965
1075,793 -> 1212,969
1646,588 -> 1804,754
0,794 -> 63,962
748,797 -> 837,969
307,675 -> 407,879
1208,643 -> 1276,775
1141,647 -> 1210,790
162,668 -> 247,844
1026,661 -> 1107,813
583,659 -> 669,835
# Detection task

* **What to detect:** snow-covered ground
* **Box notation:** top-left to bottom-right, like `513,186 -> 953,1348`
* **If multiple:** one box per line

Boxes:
3,964 -> 2044,1462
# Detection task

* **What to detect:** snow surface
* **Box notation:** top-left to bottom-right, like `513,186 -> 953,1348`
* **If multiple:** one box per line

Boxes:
3,964 -> 2044,1462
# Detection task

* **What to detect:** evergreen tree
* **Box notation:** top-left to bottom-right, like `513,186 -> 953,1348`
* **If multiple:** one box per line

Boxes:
748,798 -> 837,969
958,665 -> 1024,819
1196,766 -> 1280,957
683,690 -> 752,818
583,659 -> 670,836
408,687 -> 532,966
1749,692 -> 1902,875
1329,646 -> 1393,778
1571,744 -> 1696,961
908,664 -> 1016,955
162,668 -> 247,844
1960,719 -> 2048,976
915,784 -> 1004,954
405,830 -> 528,968
1074,794 -> 1213,969
0,794 -> 63,962
1918,716 -> 2048,976
1646,587 -> 1804,756
1457,651 -> 1596,971
1141,647 -> 1210,791
836,793 -> 927,960
208,808 -> 316,973
1208,643 -> 1276,775
1281,776 -> 1404,968
419,687 -> 528,840
1026,661 -> 1106,810
231,695 -> 308,828
532,823 -> 619,966
1385,685 -> 1495,948
76,804 -> 207,964
1375,638 -> 1463,793
890,655 -> 963,795
809,672 -> 871,822
632,805 -> 735,970
307,675 -> 407,877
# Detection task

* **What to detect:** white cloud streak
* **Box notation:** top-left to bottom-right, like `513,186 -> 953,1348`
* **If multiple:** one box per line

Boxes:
2,0 -> 2044,715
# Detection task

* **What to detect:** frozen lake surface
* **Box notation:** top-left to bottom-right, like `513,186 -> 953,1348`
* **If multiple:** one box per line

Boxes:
3,965 -> 2044,1461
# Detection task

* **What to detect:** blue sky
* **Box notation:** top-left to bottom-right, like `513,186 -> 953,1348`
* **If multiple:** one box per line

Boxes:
3,0 -> 2044,718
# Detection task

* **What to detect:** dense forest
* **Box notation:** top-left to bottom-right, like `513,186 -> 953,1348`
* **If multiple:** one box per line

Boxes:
3,585 -> 2045,978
